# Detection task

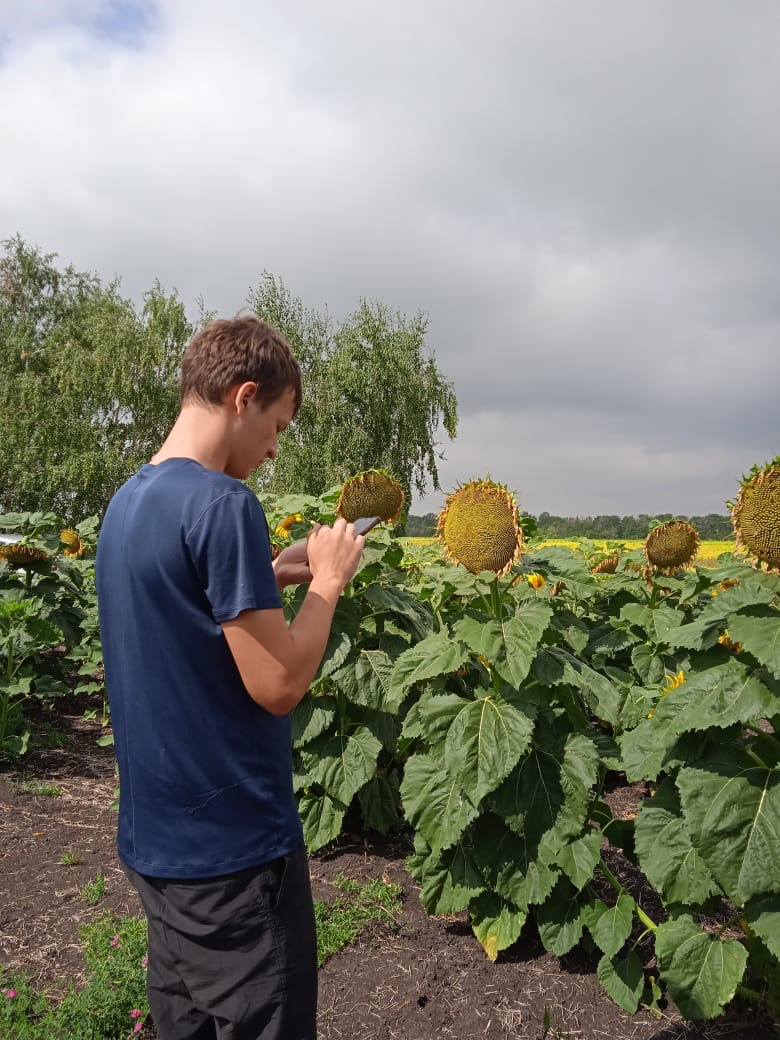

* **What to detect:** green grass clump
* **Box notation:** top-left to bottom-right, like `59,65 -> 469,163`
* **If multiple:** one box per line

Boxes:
316,874 -> 402,966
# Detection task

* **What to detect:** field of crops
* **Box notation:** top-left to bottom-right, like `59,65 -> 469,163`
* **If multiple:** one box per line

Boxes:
1,496 -> 778,1036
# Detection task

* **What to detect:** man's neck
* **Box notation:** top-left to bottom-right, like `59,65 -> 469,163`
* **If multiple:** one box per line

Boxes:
151,405 -> 230,472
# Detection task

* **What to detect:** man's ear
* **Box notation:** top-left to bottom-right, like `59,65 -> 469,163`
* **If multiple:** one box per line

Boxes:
230,381 -> 259,415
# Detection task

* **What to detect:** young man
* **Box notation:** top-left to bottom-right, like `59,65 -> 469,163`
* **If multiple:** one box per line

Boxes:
96,315 -> 365,1040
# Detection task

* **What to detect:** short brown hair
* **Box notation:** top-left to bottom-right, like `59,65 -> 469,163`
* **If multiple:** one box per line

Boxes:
180,315 -> 302,413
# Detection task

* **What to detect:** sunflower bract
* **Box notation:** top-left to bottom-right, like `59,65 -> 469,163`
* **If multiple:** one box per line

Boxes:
643,521 -> 700,574
437,479 -> 523,576
336,470 -> 405,524
730,458 -> 780,570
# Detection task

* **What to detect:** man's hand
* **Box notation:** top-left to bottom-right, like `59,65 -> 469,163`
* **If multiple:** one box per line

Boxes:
306,518 -> 365,595
273,538 -> 312,590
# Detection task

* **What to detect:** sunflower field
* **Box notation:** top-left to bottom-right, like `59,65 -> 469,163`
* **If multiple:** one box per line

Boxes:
1,459 -> 779,1022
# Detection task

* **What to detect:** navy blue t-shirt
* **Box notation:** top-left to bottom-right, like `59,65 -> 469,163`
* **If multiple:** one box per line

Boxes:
96,459 -> 303,879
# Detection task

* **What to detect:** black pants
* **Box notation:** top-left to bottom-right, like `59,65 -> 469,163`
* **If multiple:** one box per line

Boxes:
125,844 -> 317,1040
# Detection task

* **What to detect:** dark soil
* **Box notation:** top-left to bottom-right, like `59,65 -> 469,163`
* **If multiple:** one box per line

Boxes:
1,697 -> 777,1040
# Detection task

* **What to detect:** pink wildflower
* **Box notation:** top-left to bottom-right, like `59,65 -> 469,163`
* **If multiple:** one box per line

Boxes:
4,989 -> 18,999
132,1022 -> 143,1034
130,1009 -> 143,1019
111,934 -> 121,948
141,955 -> 149,970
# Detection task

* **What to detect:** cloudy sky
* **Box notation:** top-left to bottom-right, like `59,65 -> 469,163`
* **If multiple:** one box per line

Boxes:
1,1 -> 778,517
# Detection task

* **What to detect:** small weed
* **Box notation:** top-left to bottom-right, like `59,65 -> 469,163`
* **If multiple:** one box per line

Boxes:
80,870 -> 106,906
539,1006 -> 571,1039
30,724 -> 67,750
13,778 -> 61,797
315,874 -> 402,966
60,849 -> 83,866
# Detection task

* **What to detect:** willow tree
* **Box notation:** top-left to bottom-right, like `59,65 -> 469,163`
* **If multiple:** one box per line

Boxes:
0,236 -> 193,519
248,274 -> 458,510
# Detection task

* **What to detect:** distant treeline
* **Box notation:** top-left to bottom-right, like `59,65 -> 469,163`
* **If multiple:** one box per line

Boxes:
406,512 -> 734,540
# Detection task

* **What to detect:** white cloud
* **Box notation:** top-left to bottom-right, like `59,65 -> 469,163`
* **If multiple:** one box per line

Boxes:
1,0 -> 777,517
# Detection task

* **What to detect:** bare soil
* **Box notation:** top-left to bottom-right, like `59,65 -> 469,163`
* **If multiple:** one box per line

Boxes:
1,697 -> 777,1040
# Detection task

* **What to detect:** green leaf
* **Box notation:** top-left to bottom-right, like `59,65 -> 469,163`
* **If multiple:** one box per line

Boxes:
532,646 -> 623,725
470,815 -> 559,910
728,614 -> 780,680
584,894 -> 635,957
417,840 -> 486,915
400,753 -> 479,853
452,602 -> 552,688
634,779 -> 718,906
291,694 -> 336,746
677,746 -> 780,905
469,891 -> 527,961
357,772 -> 401,834
744,894 -> 780,960
389,632 -> 470,701
621,659 -> 780,782
444,692 -> 535,803
655,914 -> 748,1019
620,603 -> 685,644
489,725 -> 600,853
597,950 -> 644,1014
298,790 -> 347,853
301,726 -> 382,805
631,644 -> 665,686
536,877 -> 587,956
317,629 -> 352,678
556,831 -> 601,891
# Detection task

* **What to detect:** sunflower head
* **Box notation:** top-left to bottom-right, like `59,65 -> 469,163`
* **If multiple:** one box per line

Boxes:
59,529 -> 87,558
643,521 -> 700,574
592,556 -> 620,575
274,513 -> 303,540
0,542 -> 49,567
336,469 -> 405,524
436,478 -> 523,576
527,572 -> 545,589
730,457 -> 780,570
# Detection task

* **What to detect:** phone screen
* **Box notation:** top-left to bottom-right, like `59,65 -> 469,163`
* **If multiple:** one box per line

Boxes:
352,516 -> 382,536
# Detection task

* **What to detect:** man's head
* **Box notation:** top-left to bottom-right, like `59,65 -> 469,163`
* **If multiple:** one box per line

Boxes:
180,316 -> 302,479
180,315 -> 302,414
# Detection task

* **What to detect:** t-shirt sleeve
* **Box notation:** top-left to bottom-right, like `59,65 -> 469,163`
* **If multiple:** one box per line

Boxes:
186,490 -> 282,622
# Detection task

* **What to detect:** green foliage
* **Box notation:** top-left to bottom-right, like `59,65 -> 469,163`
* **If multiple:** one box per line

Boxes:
0,511 -> 100,761
0,235 -> 193,518
249,274 -> 458,508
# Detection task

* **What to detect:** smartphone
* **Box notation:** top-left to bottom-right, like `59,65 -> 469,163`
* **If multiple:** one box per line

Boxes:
352,516 -> 382,536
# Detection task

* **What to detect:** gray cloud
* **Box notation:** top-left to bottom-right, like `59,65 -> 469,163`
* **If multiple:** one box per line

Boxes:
1,0 -> 777,517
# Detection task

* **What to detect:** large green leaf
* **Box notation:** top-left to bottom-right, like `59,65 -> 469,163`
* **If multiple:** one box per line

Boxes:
452,601 -> 552,687
597,951 -> 644,1014
469,891 -> 527,961
655,914 -> 748,1019
291,694 -> 336,746
583,894 -> 635,957
489,724 -> 600,853
301,725 -> 382,805
631,643 -> 665,686
536,877 -> 588,956
417,840 -> 486,915
744,893 -> 780,960
677,746 -> 780,905
620,603 -> 685,644
400,752 -> 480,853
388,632 -> 470,701
470,814 -> 559,910
532,646 -> 622,725
728,614 -> 780,680
298,790 -> 347,853
621,659 -> 780,782
444,692 -> 535,803
556,831 -> 601,891
634,779 -> 718,906
357,771 -> 401,834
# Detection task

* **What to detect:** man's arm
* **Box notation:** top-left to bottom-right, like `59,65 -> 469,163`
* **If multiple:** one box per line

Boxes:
222,521 -> 363,715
